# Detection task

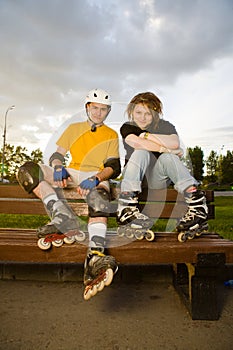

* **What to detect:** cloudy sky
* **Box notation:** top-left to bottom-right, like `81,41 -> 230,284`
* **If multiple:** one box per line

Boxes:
0,0 -> 233,162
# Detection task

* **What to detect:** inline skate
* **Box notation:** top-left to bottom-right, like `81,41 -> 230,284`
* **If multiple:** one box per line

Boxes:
117,192 -> 155,241
37,199 -> 85,250
176,190 -> 208,242
83,250 -> 118,300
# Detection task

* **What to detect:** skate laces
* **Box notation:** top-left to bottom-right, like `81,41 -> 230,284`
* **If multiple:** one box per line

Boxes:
182,205 -> 207,222
86,251 -> 117,275
120,207 -> 148,221
182,191 -> 208,222
132,207 -> 149,220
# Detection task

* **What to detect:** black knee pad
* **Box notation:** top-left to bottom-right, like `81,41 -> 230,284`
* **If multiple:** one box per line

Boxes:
17,161 -> 44,193
87,187 -> 111,218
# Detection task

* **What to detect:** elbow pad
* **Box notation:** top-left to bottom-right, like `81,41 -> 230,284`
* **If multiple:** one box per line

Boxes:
49,152 -> 65,166
104,157 -> 121,179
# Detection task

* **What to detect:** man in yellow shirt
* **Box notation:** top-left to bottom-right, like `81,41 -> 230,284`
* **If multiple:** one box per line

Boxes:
17,89 -> 121,300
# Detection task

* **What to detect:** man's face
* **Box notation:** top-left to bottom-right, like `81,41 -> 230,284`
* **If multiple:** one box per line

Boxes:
87,102 -> 110,125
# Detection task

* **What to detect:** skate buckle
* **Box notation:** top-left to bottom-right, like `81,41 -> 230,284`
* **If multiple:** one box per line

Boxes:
90,250 -> 105,257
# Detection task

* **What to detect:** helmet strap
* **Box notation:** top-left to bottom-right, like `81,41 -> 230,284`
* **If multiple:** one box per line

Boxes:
91,124 -> 97,132
86,105 -> 111,131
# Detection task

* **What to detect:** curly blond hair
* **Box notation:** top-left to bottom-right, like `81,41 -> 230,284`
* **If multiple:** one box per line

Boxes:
126,92 -> 163,129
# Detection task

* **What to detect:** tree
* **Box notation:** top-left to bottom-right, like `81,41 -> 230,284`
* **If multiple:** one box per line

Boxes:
0,143 -> 43,182
187,146 -> 205,181
221,150 -> 233,184
205,150 -> 218,183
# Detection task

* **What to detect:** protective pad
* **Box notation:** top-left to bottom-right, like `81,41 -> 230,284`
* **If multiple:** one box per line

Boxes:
17,161 -> 44,193
87,187 -> 111,217
49,152 -> 65,166
104,157 -> 121,179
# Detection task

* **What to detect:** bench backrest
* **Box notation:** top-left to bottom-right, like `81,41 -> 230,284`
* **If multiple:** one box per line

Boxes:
0,184 -> 215,220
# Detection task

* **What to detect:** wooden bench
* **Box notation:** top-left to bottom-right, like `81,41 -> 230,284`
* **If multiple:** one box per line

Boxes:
0,184 -> 233,320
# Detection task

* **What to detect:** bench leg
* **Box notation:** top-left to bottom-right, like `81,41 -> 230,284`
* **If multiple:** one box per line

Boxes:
173,253 -> 226,320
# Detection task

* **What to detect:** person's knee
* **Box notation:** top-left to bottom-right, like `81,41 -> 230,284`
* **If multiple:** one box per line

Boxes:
133,149 -> 150,157
17,161 -> 44,193
87,187 -> 111,218
130,149 -> 151,164
159,153 -> 179,164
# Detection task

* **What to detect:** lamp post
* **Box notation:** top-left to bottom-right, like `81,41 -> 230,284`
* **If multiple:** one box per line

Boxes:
1,105 -> 15,182
218,145 -> 224,186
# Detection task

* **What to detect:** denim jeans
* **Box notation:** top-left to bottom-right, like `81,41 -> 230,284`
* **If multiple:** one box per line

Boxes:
121,150 -> 198,194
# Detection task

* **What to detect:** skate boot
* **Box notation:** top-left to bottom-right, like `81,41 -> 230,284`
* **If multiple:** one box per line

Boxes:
117,192 -> 155,241
176,190 -> 208,242
37,200 -> 85,250
83,249 -> 118,301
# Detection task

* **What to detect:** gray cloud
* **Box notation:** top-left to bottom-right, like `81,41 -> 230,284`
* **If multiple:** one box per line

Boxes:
0,0 -> 233,154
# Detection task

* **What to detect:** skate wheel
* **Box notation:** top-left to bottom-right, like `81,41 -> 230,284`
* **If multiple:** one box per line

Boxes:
96,280 -> 105,292
117,227 -> 125,237
187,232 -> 195,240
134,230 -> 144,240
64,236 -> 76,244
125,228 -> 134,239
74,231 -> 86,242
52,239 -> 63,247
145,230 -> 155,242
83,287 -> 92,301
37,238 -> 52,250
90,284 -> 98,296
195,231 -> 202,237
178,232 -> 187,242
103,268 -> 114,286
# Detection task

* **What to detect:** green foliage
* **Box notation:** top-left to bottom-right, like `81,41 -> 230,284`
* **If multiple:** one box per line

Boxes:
205,150 -> 218,183
221,150 -> 233,184
205,149 -> 233,186
0,143 -> 43,182
0,214 -> 49,228
208,196 -> 233,240
187,146 -> 205,181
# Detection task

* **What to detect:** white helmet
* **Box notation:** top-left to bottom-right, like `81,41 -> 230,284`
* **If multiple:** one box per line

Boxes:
85,88 -> 111,106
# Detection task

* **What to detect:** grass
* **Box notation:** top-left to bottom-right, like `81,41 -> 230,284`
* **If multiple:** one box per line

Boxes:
0,196 -> 233,240
208,196 -> 233,240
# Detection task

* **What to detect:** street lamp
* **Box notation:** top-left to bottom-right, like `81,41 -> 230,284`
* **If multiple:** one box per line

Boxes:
1,105 -> 15,182
218,145 -> 224,185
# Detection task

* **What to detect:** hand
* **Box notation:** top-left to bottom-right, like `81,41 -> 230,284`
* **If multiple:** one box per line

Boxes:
53,165 -> 71,187
159,146 -> 183,157
79,176 -> 100,190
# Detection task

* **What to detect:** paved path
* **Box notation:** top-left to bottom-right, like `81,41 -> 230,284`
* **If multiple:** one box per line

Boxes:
214,191 -> 233,196
0,266 -> 233,350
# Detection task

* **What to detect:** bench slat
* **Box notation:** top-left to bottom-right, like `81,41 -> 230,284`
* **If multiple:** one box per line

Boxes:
139,189 -> 214,202
0,200 -> 215,220
0,229 -> 232,264
0,185 -> 215,219
0,185 -> 214,202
